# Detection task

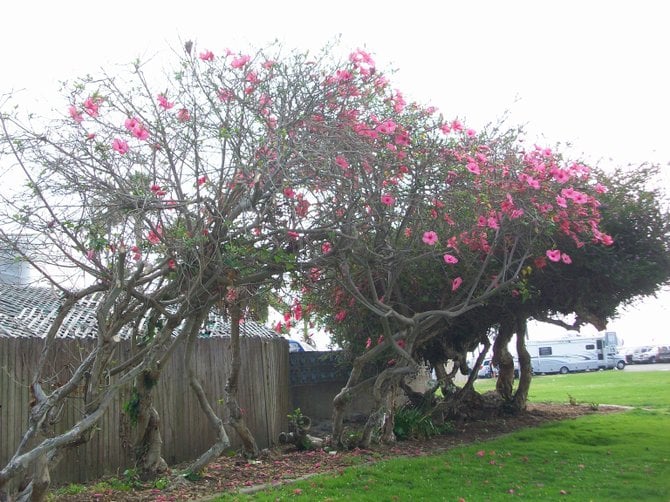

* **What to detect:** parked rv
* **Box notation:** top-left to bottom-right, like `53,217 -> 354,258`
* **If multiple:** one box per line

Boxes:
527,332 -> 625,375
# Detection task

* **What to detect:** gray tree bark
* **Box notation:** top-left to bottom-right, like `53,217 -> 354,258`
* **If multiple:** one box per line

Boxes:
513,317 -> 532,411
223,302 -> 259,457
492,317 -> 515,401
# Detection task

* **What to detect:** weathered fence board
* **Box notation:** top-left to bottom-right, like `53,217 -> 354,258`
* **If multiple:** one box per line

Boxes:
0,335 -> 289,484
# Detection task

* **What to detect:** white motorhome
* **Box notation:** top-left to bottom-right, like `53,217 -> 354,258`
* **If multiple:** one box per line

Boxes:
527,332 -> 626,375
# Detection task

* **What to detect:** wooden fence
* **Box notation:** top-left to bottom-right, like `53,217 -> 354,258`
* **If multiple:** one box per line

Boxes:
0,334 -> 289,484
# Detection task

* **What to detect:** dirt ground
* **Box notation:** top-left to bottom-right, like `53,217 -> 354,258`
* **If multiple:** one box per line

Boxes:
51,403 -> 623,501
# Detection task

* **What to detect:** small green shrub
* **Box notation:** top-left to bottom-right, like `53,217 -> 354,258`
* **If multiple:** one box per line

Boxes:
123,468 -> 141,488
342,430 -> 363,449
153,477 -> 169,490
50,483 -> 87,497
183,470 -> 203,482
393,406 -> 451,440
287,408 -> 311,430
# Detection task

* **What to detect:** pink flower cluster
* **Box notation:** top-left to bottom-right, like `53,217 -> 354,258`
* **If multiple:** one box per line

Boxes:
112,138 -> 129,155
199,50 -> 215,62
546,249 -> 572,264
125,117 -> 150,141
84,96 -> 103,117
157,94 -> 174,110
335,155 -> 349,170
177,108 -> 191,123
231,54 -> 251,69
150,184 -> 166,197
68,106 -> 84,124
68,95 -> 103,123
349,49 -> 375,77
147,224 -> 163,245
418,229 -> 463,290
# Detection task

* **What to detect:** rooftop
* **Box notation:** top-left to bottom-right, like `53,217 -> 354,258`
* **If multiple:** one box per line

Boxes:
0,283 -> 276,340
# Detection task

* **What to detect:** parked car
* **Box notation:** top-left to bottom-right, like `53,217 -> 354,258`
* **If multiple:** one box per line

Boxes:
287,339 -> 316,353
477,359 -> 495,378
656,346 -> 670,363
631,346 -> 659,364
475,359 -> 521,378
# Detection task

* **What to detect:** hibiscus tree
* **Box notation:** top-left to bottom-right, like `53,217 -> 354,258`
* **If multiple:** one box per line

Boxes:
0,40 -> 616,499
0,42 -> 433,499
278,88 -> 614,446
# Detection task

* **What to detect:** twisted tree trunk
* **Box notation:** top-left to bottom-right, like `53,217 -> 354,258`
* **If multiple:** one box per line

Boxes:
332,347 -> 375,447
184,311 -> 232,476
359,364 -> 416,448
513,317 -> 532,411
0,360 -> 148,501
121,368 -> 168,479
492,317 -> 515,401
459,336 -> 491,394
223,302 -> 259,457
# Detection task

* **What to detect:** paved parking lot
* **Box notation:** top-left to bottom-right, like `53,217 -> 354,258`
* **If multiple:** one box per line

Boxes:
624,362 -> 670,372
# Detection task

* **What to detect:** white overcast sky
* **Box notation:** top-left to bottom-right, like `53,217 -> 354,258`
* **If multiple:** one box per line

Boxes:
1,1 -> 668,347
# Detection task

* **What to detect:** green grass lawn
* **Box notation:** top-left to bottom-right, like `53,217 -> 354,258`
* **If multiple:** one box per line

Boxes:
215,370 -> 670,501
475,369 -> 670,410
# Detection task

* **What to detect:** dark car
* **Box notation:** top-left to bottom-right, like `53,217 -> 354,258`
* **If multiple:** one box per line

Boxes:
657,346 -> 670,363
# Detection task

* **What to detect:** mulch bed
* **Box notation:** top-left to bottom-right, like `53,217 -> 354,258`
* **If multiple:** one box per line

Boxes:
50,403 -> 624,501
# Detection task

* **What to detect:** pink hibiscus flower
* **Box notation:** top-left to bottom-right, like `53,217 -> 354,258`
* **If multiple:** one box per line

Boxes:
199,50 -> 215,61
111,138 -> 129,154
381,194 -> 395,206
157,94 -> 174,110
546,249 -> 561,262
443,254 -> 459,265
68,105 -> 83,123
422,231 -> 439,246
